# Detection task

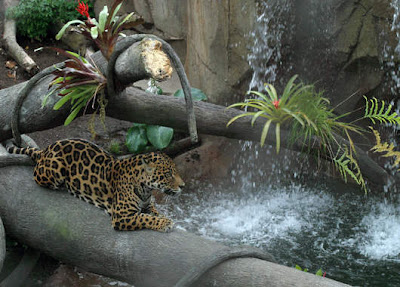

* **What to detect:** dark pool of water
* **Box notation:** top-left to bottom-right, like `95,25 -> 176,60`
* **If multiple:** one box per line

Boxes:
162,180 -> 400,286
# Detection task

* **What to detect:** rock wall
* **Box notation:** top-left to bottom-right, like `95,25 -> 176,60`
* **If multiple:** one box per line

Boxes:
95,0 -> 398,112
290,0 -> 399,115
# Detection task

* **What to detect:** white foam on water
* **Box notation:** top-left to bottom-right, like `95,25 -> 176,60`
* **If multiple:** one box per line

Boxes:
170,184 -> 334,247
356,202 -> 400,261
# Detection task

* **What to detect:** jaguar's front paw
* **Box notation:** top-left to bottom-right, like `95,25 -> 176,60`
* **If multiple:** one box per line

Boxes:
157,218 -> 174,233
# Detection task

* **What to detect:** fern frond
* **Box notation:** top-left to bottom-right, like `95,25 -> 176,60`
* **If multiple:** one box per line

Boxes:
370,127 -> 400,169
364,96 -> 400,125
333,146 -> 367,193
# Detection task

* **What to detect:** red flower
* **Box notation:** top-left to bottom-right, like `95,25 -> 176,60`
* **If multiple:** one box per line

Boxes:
76,0 -> 90,19
273,99 -> 280,109
323,271 -> 326,278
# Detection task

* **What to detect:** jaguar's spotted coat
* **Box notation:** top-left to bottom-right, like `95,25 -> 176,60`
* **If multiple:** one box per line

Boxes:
7,139 -> 184,232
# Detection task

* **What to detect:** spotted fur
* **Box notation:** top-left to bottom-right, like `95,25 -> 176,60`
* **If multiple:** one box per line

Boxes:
7,139 -> 184,232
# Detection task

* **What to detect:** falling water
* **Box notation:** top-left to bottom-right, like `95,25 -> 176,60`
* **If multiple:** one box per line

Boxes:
382,0 -> 400,95
247,0 -> 293,91
162,1 -> 400,286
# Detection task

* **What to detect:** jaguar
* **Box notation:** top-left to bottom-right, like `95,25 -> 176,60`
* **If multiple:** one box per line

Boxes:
7,138 -> 185,232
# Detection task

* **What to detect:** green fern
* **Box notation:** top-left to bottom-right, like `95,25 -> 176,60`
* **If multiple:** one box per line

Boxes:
370,127 -> 400,169
364,96 -> 400,125
333,147 -> 366,193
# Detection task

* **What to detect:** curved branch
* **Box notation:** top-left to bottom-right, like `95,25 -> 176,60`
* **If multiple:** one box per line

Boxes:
107,34 -> 198,143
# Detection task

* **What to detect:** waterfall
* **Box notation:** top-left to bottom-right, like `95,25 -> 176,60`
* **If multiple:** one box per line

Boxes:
247,0 -> 293,91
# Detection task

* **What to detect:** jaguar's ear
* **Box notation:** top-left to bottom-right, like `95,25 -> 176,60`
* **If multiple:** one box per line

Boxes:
141,158 -> 155,174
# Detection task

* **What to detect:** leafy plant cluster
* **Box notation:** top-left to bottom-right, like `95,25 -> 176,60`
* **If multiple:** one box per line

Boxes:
295,265 -> 326,277
45,48 -> 107,126
7,0 -> 93,40
228,75 -> 400,192
125,83 -> 207,154
57,0 -> 144,60
43,0 -> 143,130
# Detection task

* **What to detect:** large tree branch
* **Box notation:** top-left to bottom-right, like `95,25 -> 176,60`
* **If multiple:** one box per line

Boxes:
106,88 -> 391,188
0,164 -> 349,287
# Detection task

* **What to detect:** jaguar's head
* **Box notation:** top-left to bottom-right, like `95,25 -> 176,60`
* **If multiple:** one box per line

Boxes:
138,152 -> 185,195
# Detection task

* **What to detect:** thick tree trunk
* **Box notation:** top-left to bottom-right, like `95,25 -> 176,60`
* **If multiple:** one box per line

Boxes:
0,164 -> 349,287
3,0 -> 39,74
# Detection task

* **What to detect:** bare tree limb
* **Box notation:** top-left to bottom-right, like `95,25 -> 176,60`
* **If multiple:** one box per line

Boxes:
3,0 -> 39,74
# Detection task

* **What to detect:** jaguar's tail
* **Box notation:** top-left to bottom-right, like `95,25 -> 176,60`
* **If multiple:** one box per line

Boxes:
7,146 -> 41,162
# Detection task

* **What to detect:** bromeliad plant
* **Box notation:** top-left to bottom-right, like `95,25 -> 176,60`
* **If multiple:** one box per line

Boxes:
45,48 -> 107,126
45,0 -> 143,129
56,0 -> 143,60
227,75 -> 361,154
227,75 -> 400,192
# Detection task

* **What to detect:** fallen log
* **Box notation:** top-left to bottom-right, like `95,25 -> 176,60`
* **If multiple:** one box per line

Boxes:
0,164 -> 350,287
105,88 -> 391,188
3,0 -> 39,74
0,83 -> 391,188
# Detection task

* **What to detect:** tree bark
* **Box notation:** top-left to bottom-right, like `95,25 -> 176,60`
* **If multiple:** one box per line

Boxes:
3,0 -> 39,74
0,214 -> 4,274
0,164 -> 349,287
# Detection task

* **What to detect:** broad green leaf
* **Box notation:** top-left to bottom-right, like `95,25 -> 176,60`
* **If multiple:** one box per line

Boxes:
42,88 -> 56,108
174,87 -> 208,101
132,123 -> 148,129
146,125 -> 174,149
98,5 -> 108,33
264,83 -> 278,101
64,103 -> 84,126
247,90 -> 269,102
282,74 -> 298,100
91,26 -> 99,39
110,3 -> 123,23
226,112 -> 256,126
66,51 -> 88,63
116,12 -> 134,30
53,93 -> 73,110
55,20 -> 84,40
275,123 -> 281,153
126,126 -> 148,153
260,119 -> 272,147
295,265 -> 302,271
315,269 -> 323,276
251,110 -> 266,126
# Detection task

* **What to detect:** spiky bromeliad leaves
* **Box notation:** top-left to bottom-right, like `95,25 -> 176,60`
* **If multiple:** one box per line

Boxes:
46,48 -> 107,126
227,75 -> 320,153
227,75 -> 400,192
57,0 -> 144,60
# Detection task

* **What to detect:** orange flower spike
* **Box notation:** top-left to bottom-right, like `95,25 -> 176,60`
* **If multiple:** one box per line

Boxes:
76,0 -> 90,19
273,99 -> 280,109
